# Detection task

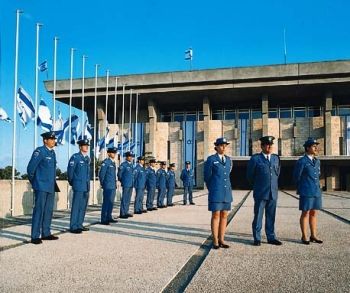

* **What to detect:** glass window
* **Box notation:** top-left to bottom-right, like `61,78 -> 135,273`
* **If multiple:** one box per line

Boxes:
338,106 -> 350,116
251,109 -> 262,119
268,109 -> 278,118
280,108 -> 292,118
174,113 -> 185,122
224,110 -> 236,120
198,111 -> 204,121
294,107 -> 306,118
331,106 -> 337,116
308,107 -> 322,117
239,110 -> 249,119
212,110 -> 223,120
160,112 -> 171,122
186,112 -> 197,121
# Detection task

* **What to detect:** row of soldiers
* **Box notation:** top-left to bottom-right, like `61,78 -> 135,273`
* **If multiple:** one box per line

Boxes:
27,131 -> 195,244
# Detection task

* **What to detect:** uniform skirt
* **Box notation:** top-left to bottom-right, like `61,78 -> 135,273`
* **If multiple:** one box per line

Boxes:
299,196 -> 322,211
208,202 -> 231,212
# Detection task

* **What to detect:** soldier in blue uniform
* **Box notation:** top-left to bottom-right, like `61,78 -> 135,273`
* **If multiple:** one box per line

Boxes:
166,163 -> 177,206
156,161 -> 168,208
134,156 -> 147,214
146,158 -> 158,211
293,138 -> 323,245
204,137 -> 232,249
27,131 -> 59,244
99,147 -> 118,225
247,136 -> 282,246
118,151 -> 135,219
180,161 -> 195,205
68,137 -> 91,233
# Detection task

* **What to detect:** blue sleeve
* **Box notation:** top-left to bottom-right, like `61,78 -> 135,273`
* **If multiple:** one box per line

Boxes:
67,156 -> 76,185
156,170 -> 160,188
27,148 -> 43,183
117,164 -> 124,182
203,158 -> 212,187
293,159 -> 304,186
99,161 -> 108,185
246,156 -> 256,186
180,170 -> 184,181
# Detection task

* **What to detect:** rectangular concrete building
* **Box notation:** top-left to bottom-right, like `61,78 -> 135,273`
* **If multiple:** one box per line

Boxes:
45,60 -> 350,191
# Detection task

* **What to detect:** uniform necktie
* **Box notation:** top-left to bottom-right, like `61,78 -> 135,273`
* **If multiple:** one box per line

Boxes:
221,156 -> 225,164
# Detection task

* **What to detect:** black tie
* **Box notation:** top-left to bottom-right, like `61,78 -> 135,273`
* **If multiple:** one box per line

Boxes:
221,156 -> 225,164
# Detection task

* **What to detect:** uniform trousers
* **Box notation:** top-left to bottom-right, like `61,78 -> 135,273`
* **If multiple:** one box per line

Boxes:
134,188 -> 145,212
101,189 -> 116,223
120,187 -> 133,216
252,198 -> 277,242
70,191 -> 89,230
183,186 -> 193,204
146,187 -> 155,209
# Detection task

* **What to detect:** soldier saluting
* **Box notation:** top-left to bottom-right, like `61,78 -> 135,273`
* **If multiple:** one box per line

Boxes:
247,136 -> 282,246
27,131 -> 59,244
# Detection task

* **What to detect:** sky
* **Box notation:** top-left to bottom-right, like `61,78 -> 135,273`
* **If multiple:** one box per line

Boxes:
0,0 -> 350,174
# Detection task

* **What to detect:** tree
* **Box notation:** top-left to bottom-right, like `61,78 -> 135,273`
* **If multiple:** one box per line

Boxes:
56,168 -> 68,180
0,166 -> 20,179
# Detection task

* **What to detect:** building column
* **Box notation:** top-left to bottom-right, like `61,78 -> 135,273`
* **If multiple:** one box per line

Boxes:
262,94 -> 269,136
324,91 -> 333,155
147,99 -> 157,157
203,97 -> 211,160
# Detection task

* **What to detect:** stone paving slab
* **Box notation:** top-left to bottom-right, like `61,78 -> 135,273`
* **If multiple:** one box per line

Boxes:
186,191 -> 350,293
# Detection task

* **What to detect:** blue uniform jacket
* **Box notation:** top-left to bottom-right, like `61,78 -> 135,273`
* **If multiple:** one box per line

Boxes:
146,167 -> 157,189
133,164 -> 147,189
204,154 -> 232,203
27,146 -> 56,193
156,169 -> 167,189
247,153 -> 280,200
180,168 -> 194,187
67,152 -> 91,192
99,158 -> 117,190
166,170 -> 176,189
117,161 -> 134,188
293,155 -> 322,198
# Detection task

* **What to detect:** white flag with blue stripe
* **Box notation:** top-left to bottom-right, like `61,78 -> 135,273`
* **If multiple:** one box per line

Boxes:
17,87 -> 35,128
79,120 -> 93,141
37,99 -> 53,131
0,106 -> 12,122
64,114 -> 80,145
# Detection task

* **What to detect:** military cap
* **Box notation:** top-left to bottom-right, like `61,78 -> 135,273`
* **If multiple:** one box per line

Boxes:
41,131 -> 56,139
124,151 -> 135,157
137,156 -> 146,161
107,147 -> 118,153
159,161 -> 167,165
77,138 -> 90,146
169,163 -> 175,167
259,136 -> 275,145
303,137 -> 320,148
185,161 -> 191,165
149,158 -> 157,163
214,137 -> 230,146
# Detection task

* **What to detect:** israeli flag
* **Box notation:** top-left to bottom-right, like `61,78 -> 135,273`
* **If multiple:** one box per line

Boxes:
79,120 -> 93,141
66,114 -> 80,145
185,48 -> 193,60
37,99 -> 53,131
53,110 -> 64,131
38,60 -> 48,72
17,87 -> 35,128
0,107 -> 12,122
95,128 -> 110,158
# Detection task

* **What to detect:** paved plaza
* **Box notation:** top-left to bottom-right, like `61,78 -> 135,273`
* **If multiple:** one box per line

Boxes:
1,190 -> 349,292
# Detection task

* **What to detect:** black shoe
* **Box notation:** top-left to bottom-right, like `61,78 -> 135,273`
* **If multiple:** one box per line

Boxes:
213,243 -> 220,249
147,208 -> 153,211
70,229 -> 82,234
81,227 -> 89,231
100,221 -> 110,225
219,242 -> 230,248
31,238 -> 42,245
41,235 -> 59,240
190,202 -> 195,205
119,215 -> 129,219
301,238 -> 310,245
109,219 -> 118,223
134,211 -> 142,215
267,239 -> 282,245
310,236 -> 323,244
142,210 -> 147,213
183,203 -> 187,205
253,240 -> 261,246
163,205 -> 167,208
126,213 -> 134,218
152,207 -> 158,211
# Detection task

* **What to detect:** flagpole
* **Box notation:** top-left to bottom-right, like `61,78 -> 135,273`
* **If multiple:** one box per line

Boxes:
135,92 -> 139,158
128,89 -> 133,151
93,64 -> 99,205
104,69 -> 109,159
114,77 -> 118,125
82,55 -> 87,127
53,36 -> 58,124
68,48 -> 75,160
121,84 -> 125,159
11,9 -> 22,217
34,23 -> 42,149
283,28 -> 287,65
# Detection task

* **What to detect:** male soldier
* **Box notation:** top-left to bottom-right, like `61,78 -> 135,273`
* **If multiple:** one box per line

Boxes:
146,158 -> 157,211
247,136 -> 282,246
134,156 -> 147,214
99,147 -> 118,225
156,161 -> 168,208
118,151 -> 135,219
166,163 -> 177,206
180,161 -> 195,205
68,137 -> 91,234
27,131 -> 59,244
